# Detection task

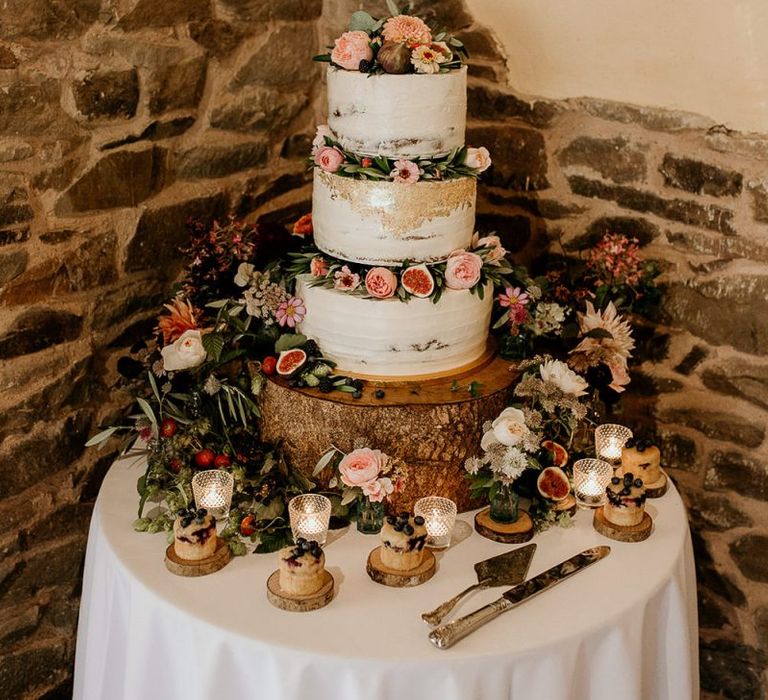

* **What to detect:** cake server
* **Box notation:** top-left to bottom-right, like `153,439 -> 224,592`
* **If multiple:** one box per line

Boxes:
421,543 -> 537,626
428,545 -> 611,649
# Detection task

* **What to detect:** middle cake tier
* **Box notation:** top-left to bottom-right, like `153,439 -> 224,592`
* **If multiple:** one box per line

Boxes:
296,275 -> 493,378
312,169 -> 476,266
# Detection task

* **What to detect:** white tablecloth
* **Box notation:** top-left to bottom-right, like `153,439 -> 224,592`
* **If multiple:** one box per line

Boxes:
74,455 -> 698,700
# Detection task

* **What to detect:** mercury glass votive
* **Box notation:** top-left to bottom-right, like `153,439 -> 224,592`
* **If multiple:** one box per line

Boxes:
573,459 -> 613,508
192,469 -> 234,519
595,424 -> 633,466
289,494 -> 332,545
414,496 -> 457,549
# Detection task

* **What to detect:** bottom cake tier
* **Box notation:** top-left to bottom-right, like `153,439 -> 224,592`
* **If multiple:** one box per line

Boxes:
258,354 -> 517,512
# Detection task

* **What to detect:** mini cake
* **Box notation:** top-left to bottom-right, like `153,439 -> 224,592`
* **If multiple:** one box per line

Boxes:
621,438 -> 662,486
278,539 -> 326,596
604,473 -> 647,527
380,512 -> 428,571
173,507 -> 217,561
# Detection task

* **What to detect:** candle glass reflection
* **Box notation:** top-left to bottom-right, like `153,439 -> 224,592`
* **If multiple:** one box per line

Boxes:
573,459 -> 613,508
414,496 -> 457,549
288,494 -> 332,545
191,470 -> 234,519
595,424 -> 633,466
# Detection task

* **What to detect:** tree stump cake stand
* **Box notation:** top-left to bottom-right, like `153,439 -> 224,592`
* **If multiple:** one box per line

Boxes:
164,539 -> 232,577
366,546 -> 436,587
474,508 -> 535,544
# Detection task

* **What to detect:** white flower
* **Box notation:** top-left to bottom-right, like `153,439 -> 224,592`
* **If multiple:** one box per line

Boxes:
464,456 -> 483,475
539,359 -> 589,397
526,284 -> 542,300
464,146 -> 492,173
203,374 -> 222,395
411,43 -> 449,74
574,301 -> 635,362
312,124 -> 333,155
496,446 -> 529,482
161,330 -> 207,372
532,302 -> 565,336
490,407 -> 529,447
234,262 -> 255,287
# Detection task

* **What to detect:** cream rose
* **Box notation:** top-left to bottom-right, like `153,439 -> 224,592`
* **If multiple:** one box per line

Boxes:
464,146 -> 492,173
365,267 -> 398,299
474,234 -> 506,263
161,330 -> 207,372
491,407 -> 529,447
338,448 -> 383,488
444,250 -> 483,290
540,359 -> 589,397
314,146 -> 345,173
331,30 -> 373,71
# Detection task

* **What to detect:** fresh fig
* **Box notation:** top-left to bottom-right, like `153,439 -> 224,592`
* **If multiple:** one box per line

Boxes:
276,348 -> 308,377
377,42 -> 411,74
401,264 -> 434,297
537,467 -> 571,501
541,439 -> 569,467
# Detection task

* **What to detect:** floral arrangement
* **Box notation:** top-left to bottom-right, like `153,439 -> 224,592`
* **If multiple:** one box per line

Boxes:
314,1 -> 467,75
311,126 -> 491,182
288,233 -> 511,303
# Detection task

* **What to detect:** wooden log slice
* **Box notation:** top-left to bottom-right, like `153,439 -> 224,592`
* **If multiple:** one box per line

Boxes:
593,507 -> 653,543
553,493 -> 577,516
366,546 -> 436,587
266,569 -> 335,612
474,508 -> 534,544
258,354 -> 518,512
644,471 -> 669,499
164,538 -> 231,577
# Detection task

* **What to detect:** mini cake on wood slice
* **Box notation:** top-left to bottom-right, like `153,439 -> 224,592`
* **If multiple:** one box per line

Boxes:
278,539 -> 326,596
621,438 -> 663,487
380,512 -> 428,571
604,473 -> 647,527
173,507 -> 217,561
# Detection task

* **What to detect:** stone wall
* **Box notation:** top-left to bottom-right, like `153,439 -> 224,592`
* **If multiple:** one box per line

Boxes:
1,0 -> 766,697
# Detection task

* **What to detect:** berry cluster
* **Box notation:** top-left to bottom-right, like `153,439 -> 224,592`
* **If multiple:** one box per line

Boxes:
288,537 -> 323,561
385,512 -> 424,537
624,437 -> 653,452
176,507 -> 209,529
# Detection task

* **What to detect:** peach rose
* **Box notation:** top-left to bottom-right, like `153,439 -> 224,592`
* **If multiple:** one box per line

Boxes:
338,448 -> 383,488
365,267 -> 398,299
464,146 -> 492,173
310,256 -> 329,277
474,234 -> 506,263
444,250 -> 483,290
331,30 -> 373,71
314,146 -> 345,173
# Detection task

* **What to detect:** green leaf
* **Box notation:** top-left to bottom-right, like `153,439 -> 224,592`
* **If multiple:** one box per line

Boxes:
147,370 -> 161,403
202,332 -> 225,362
137,475 -> 149,517
584,328 -> 614,340
312,54 -> 332,62
85,426 -> 120,447
386,0 -> 400,17
313,448 -> 337,476
275,333 -> 307,353
348,10 -> 377,32
492,310 -> 511,329
341,489 -> 359,506
205,299 -> 229,309
136,397 -> 158,436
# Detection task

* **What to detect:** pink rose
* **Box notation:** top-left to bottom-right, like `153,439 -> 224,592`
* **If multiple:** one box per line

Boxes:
338,448 -> 383,488
314,146 -> 345,173
365,267 -> 397,299
464,146 -> 492,173
310,256 -> 329,277
444,250 -> 483,290
362,477 -> 394,503
331,30 -> 373,71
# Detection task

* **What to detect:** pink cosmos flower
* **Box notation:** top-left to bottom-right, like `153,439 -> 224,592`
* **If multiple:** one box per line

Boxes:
365,267 -> 398,298
390,159 -> 421,184
338,448 -> 384,488
497,286 -> 530,308
331,30 -> 373,71
275,296 -> 306,328
444,250 -> 483,289
334,265 -> 361,291
314,146 -> 345,173
382,15 -> 432,47
310,256 -> 329,277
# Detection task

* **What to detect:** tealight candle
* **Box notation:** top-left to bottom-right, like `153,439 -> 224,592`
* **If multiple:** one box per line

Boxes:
595,424 -> 633,466
414,496 -> 457,549
192,470 -> 234,518
573,459 -> 613,508
289,494 -> 332,545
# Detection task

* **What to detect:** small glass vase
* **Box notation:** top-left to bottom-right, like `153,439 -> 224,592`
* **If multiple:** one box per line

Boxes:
504,330 -> 532,360
356,497 -> 385,534
489,484 -> 519,523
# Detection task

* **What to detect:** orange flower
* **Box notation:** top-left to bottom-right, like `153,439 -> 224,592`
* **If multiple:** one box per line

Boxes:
157,296 -> 200,344
292,213 -> 313,237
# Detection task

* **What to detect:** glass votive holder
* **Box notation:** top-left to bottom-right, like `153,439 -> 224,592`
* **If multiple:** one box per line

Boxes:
289,494 -> 332,545
414,496 -> 457,549
595,424 -> 633,466
192,470 -> 234,519
573,459 -> 613,508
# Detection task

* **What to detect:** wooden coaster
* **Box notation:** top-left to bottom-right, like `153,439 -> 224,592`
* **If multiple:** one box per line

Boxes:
266,569 -> 335,612
593,507 -> 653,543
644,471 -> 668,499
164,538 -> 231,577
553,494 -> 577,516
366,546 -> 436,587
474,508 -> 534,544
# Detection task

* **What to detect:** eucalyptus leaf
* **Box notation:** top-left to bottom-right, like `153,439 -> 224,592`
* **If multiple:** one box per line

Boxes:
341,489 -> 359,506
313,448 -> 337,476
85,426 -> 120,447
386,0 -> 400,17
348,10 -> 377,32
275,333 -> 307,353
136,397 -> 158,435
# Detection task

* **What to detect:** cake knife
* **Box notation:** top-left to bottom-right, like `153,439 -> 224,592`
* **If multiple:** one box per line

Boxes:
428,546 -> 611,649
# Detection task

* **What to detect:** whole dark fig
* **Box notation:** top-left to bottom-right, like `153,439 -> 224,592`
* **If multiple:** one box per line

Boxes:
377,42 -> 411,74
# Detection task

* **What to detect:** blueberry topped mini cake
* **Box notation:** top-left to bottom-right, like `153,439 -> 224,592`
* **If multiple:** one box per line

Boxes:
173,507 -> 217,561
380,512 -> 428,571
604,472 -> 647,527
278,538 -> 326,596
621,438 -> 662,486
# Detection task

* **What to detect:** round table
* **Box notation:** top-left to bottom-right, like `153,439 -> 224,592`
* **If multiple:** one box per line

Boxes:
74,455 -> 699,700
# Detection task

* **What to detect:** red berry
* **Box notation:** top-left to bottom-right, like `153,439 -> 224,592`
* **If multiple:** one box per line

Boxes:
214,453 -> 231,469
194,448 -> 215,469
240,514 -> 257,537
160,418 -> 177,438
261,356 -> 277,376
168,458 -> 183,474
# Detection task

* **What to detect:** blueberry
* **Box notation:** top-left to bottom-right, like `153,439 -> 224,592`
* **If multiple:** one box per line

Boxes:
374,389 -> 385,399
637,445 -> 646,453
319,378 -> 334,393
351,379 -> 364,390
176,508 -> 186,516
413,516 -> 425,526
611,477 -> 621,485
625,438 -> 635,448
403,524 -> 414,536
296,537 -> 307,547
634,478 -> 643,488
394,524 -> 403,532
399,512 -> 409,520
621,487 -> 631,496
352,390 -> 362,399
386,515 -> 396,525
310,546 -> 322,558
198,508 -> 207,517
623,473 -> 633,484
304,340 -> 320,356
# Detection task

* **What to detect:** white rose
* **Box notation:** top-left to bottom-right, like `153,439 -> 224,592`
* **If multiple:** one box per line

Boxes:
540,359 -> 589,397
234,262 -> 255,287
464,146 -> 492,173
161,330 -> 207,372
491,407 -> 529,446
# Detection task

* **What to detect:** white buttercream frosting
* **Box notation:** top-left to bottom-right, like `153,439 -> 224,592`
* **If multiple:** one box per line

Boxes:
296,276 -> 493,377
327,66 -> 467,159
312,170 -> 476,266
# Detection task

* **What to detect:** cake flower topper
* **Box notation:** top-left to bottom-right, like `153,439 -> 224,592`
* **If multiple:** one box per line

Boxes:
314,1 -> 468,75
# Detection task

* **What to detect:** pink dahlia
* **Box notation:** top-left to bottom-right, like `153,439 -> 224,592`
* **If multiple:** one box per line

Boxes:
275,296 -> 306,328
334,265 -> 361,291
382,15 -> 432,47
390,159 -> 421,184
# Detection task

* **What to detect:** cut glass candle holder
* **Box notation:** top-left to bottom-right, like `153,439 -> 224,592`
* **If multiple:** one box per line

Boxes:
289,494 -> 332,545
595,424 -> 633,466
192,470 -> 234,519
414,496 -> 457,549
573,459 -> 613,508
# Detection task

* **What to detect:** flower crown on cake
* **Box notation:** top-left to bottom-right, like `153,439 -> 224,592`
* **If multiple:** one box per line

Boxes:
314,1 -> 467,75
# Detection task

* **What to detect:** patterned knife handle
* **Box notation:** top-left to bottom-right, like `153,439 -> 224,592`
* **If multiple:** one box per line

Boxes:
428,597 -> 513,649
421,580 -> 489,626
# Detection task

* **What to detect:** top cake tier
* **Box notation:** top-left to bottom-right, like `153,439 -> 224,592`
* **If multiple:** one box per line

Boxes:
326,65 -> 467,159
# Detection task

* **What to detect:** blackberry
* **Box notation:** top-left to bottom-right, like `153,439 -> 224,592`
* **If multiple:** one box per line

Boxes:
359,59 -> 372,73
304,340 -> 320,357
318,377 -> 334,393
374,389 -> 386,399
351,379 -> 364,391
